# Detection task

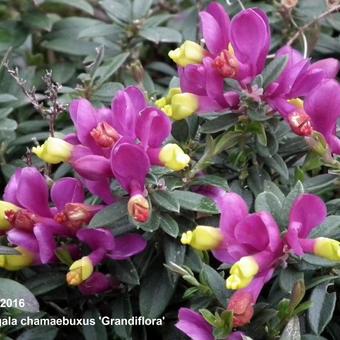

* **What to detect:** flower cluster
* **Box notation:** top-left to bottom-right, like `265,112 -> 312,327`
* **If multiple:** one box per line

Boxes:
180,186 -> 340,337
165,2 -> 340,155
33,86 -> 190,222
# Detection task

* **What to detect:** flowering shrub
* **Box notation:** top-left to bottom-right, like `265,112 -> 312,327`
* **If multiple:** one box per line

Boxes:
1,0 -> 340,339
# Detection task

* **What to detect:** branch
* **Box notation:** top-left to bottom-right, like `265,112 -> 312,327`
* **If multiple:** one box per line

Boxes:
287,4 -> 340,46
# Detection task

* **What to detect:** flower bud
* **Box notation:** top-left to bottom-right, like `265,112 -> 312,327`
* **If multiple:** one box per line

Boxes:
0,201 -> 19,230
128,194 -> 150,223
159,144 -> 190,171
55,203 -> 96,232
226,256 -> 259,290
227,291 -> 254,327
168,40 -> 205,67
32,137 -> 73,164
287,111 -> 313,137
5,209 -> 37,231
314,237 -> 340,261
66,256 -> 93,286
0,247 -> 35,271
90,122 -> 120,148
281,0 -> 298,9
171,93 -> 199,120
181,226 -> 223,250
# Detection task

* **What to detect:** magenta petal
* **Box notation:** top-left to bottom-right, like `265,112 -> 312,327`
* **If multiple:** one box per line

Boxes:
311,58 -> 340,79
83,178 -> 115,204
69,99 -> 99,149
33,223 -> 57,264
77,228 -> 115,251
305,79 -> 340,153
51,178 -> 85,211
289,194 -> 327,238
73,155 -> 112,180
285,221 -> 304,256
7,229 -> 39,254
202,57 -> 224,101
233,212 -> 281,255
79,272 -> 112,295
107,234 -> 146,260
16,167 -> 52,217
176,308 -> 214,340
3,168 -> 22,205
179,65 -> 206,96
231,9 -> 270,77
228,332 -> 245,340
217,192 -> 249,237
199,2 -> 229,56
112,86 -> 146,139
111,142 -> 150,194
136,107 -> 171,148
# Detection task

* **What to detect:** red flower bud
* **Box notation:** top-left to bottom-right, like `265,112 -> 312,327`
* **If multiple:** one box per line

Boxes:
90,122 -> 120,148
5,209 -> 37,231
287,111 -> 313,137
227,291 -> 254,327
55,203 -> 95,231
128,195 -> 150,223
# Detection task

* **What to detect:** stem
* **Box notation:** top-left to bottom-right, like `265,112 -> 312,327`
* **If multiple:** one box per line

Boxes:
287,4 -> 340,46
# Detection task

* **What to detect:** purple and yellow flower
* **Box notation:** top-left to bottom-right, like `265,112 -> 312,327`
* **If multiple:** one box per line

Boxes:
285,193 -> 340,261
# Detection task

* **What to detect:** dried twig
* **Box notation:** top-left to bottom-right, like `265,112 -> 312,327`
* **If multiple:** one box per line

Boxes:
287,4 -> 340,46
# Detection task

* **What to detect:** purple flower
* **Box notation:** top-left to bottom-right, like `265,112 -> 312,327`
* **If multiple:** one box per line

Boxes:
176,308 -> 245,340
1,167 -> 100,264
200,3 -> 270,83
67,228 -> 146,290
176,308 -> 214,340
304,79 -> 340,154
264,46 -> 339,119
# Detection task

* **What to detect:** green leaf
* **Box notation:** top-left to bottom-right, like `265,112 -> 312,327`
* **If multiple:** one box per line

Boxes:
308,283 -> 336,335
139,27 -> 182,43
160,214 -> 179,238
135,209 -> 161,232
17,326 -> 58,340
151,191 -> 180,213
107,259 -> 139,285
255,191 -> 282,224
0,118 -> 17,131
0,94 -> 17,103
201,264 -> 231,307
111,295 -> 133,338
45,0 -> 94,14
22,12 -> 55,32
304,174 -> 338,194
89,200 -> 128,228
280,317 -> 301,340
170,191 -> 219,214
132,0 -> 153,18
42,39 -> 99,56
93,52 -> 129,86
264,154 -> 289,181
310,215 -> 340,239
93,82 -> 124,102
281,181 -> 304,226
100,0 -> 132,23
190,175 -> 229,191
82,309 -> 107,340
24,272 -> 66,296
78,23 -> 121,39
200,114 -> 238,133
0,278 -> 39,312
139,262 -> 175,318
262,55 -> 289,89
279,268 -> 304,293
164,236 -> 186,284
